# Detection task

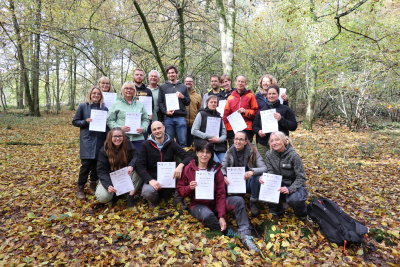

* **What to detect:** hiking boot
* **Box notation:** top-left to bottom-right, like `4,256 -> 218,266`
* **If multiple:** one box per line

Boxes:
242,235 -> 260,253
76,185 -> 86,199
250,201 -> 260,216
89,181 -> 98,194
127,194 -> 138,208
173,196 -> 188,210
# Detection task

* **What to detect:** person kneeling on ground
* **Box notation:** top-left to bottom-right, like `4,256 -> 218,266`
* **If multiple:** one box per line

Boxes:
260,131 -> 307,218
177,142 -> 260,252
95,128 -> 141,208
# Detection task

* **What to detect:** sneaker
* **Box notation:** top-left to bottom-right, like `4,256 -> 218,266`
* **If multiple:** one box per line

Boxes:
242,235 -> 260,253
250,201 -> 260,216
127,195 -> 138,208
76,185 -> 86,199
225,228 -> 240,238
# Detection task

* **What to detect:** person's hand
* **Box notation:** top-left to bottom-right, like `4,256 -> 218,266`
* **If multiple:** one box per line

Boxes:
136,128 -> 144,134
238,107 -> 246,114
176,91 -> 184,99
281,93 -> 288,101
278,186 -> 289,194
274,112 -> 282,121
208,137 -> 219,143
127,166 -> 134,175
149,114 -> 153,120
244,171 -> 254,180
174,163 -> 184,179
108,186 -> 117,193
149,179 -> 161,190
224,176 -> 229,185
259,177 -> 264,184
121,126 -> 130,132
166,110 -> 174,116
258,130 -> 266,137
189,181 -> 197,190
86,118 -> 93,123
219,217 -> 227,231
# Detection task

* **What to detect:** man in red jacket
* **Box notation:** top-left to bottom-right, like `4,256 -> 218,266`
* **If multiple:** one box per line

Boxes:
223,75 -> 258,146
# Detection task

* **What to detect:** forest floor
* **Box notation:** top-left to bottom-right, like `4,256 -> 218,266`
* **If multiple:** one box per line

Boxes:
0,111 -> 399,266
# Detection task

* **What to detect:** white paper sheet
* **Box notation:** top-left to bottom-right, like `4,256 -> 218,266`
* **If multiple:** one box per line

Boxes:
89,109 -> 107,132
227,167 -> 246,194
109,167 -> 134,196
165,93 -> 180,111
279,88 -> 287,104
227,111 -> 247,133
157,162 -> 176,188
205,117 -> 221,137
138,96 -> 153,115
195,171 -> 214,200
102,92 -> 117,109
259,173 -> 282,204
260,109 -> 279,134
125,112 -> 141,134
216,100 -> 227,117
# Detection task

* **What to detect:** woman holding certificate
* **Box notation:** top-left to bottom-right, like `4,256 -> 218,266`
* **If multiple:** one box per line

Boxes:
191,95 -> 227,163
253,85 -> 297,158
260,131 -> 307,217
255,74 -> 288,110
177,142 -> 260,252
107,82 -> 149,151
72,87 -> 108,199
95,128 -> 141,207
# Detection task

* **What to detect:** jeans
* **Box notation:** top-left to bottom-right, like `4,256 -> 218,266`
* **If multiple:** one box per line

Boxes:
246,175 -> 261,201
213,152 -> 226,163
164,116 -> 187,147
268,186 -> 308,217
190,196 -> 252,237
78,159 -> 98,186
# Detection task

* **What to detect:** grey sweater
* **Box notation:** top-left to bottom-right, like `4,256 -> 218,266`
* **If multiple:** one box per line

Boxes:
222,144 -> 267,176
265,145 -> 306,193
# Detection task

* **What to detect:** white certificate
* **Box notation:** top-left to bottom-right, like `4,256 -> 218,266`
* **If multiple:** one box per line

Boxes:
165,93 -> 180,111
110,167 -> 134,196
227,167 -> 246,194
279,88 -> 287,104
125,112 -> 141,134
205,117 -> 221,137
89,109 -> 107,132
227,111 -> 247,133
195,171 -> 214,200
216,100 -> 226,117
103,92 -> 117,109
259,173 -> 282,204
157,162 -> 176,188
260,109 -> 278,133
138,96 -> 153,115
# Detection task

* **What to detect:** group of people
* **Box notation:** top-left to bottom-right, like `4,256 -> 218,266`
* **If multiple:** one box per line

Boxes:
72,66 -> 307,252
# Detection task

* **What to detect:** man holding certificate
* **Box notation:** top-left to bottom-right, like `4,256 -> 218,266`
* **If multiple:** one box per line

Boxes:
222,131 -> 267,216
177,142 -> 260,252
253,85 -> 297,158
136,121 -> 192,208
222,75 -> 258,145
158,65 -> 190,147
260,131 -> 307,218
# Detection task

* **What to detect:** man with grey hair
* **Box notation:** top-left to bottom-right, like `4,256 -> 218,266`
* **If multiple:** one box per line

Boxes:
147,70 -> 162,122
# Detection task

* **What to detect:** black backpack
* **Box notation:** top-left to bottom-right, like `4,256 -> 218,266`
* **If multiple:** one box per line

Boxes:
307,197 -> 368,246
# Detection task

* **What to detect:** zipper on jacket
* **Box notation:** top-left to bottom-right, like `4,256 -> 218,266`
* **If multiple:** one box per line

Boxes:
150,141 -> 163,162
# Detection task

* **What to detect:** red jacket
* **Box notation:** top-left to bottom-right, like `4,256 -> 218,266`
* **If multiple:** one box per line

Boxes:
222,89 -> 258,131
177,160 -> 226,218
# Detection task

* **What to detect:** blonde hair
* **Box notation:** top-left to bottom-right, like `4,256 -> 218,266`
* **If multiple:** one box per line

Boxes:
97,76 -> 113,92
121,81 -> 137,98
269,131 -> 291,148
258,74 -> 278,90
86,86 -> 104,104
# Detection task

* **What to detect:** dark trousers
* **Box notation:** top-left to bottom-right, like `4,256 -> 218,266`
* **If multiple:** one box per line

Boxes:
268,186 -> 308,217
190,196 -> 251,237
78,159 -> 98,186
227,130 -> 254,146
186,126 -> 194,147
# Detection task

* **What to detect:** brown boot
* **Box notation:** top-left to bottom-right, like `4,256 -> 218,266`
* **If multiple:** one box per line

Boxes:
76,185 -> 86,199
89,181 -> 98,194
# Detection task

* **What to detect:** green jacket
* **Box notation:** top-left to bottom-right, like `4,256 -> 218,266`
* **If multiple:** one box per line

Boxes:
107,97 -> 150,141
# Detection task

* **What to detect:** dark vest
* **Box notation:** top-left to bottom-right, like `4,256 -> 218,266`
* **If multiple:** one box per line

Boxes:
194,109 -> 227,152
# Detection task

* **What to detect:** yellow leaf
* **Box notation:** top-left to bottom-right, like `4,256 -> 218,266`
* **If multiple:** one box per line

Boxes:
170,238 -> 181,246
357,249 -> 364,255
271,225 -> 276,231
387,230 -> 399,239
114,215 -> 120,220
166,249 -> 176,257
204,248 -> 211,256
266,242 -> 273,250
103,236 -> 113,244
281,240 -> 290,247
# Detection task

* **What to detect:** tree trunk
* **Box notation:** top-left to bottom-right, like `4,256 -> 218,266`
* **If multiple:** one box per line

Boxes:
15,75 -> 24,108
45,43 -> 51,112
69,49 -> 77,110
31,0 -> 42,116
176,2 -> 186,77
55,49 -> 61,113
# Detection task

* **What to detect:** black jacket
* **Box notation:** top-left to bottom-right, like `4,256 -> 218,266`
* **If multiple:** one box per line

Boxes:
253,101 -> 297,146
136,135 -> 192,183
97,142 -> 137,190
158,81 -> 190,117
255,92 -> 288,110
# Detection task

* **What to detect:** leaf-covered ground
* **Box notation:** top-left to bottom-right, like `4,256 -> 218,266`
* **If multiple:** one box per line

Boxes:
0,111 -> 399,266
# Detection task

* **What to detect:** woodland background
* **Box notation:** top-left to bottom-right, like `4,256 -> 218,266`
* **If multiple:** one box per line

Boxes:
0,0 -> 399,265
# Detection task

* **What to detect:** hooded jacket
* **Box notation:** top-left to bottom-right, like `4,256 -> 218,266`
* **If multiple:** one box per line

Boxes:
222,89 -> 258,131
159,80 -> 190,117
265,145 -> 306,193
136,133 -> 192,183
177,160 -> 226,218
221,144 -> 267,176
252,101 -> 297,146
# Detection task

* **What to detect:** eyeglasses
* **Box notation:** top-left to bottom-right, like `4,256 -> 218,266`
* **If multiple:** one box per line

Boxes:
234,138 -> 246,142
112,135 -> 123,139
124,88 -> 135,91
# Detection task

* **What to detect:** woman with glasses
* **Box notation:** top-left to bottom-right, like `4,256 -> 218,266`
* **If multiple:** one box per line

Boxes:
72,87 -> 108,199
221,131 -> 267,216
107,82 -> 149,151
95,128 -> 141,207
